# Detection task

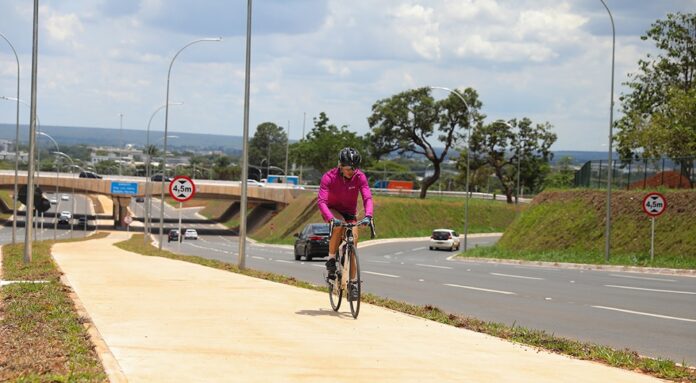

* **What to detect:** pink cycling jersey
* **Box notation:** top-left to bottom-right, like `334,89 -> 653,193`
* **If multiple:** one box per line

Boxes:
317,167 -> 374,222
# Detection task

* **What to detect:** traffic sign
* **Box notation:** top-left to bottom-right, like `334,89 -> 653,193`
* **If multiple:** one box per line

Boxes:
642,192 -> 667,217
124,216 -> 133,225
111,182 -> 138,195
169,176 -> 196,202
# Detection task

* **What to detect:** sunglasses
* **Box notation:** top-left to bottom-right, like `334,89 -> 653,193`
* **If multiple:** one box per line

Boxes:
341,165 -> 356,171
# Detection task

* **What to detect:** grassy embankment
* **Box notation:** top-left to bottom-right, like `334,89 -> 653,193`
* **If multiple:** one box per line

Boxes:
0,189 -> 14,221
0,233 -> 110,382
168,192 -> 520,244
113,233 -> 696,383
464,189 -> 696,269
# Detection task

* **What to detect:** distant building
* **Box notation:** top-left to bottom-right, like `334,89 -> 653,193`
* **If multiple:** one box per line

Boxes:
90,145 -> 143,166
0,139 -> 29,161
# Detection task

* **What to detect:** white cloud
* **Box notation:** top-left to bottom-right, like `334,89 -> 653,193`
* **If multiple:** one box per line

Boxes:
391,4 -> 441,60
43,9 -> 84,43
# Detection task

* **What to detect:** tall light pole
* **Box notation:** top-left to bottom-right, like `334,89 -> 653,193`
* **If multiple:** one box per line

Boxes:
600,0 -> 616,262
0,33 -> 20,245
38,131 -> 59,240
24,0 -> 39,263
430,86 -> 474,251
53,151 -> 75,237
238,0 -> 253,269
145,103 -> 182,244
119,113 -> 124,176
158,37 -> 221,249
3,97 -> 41,241
284,120 -> 290,177
299,112 -> 306,182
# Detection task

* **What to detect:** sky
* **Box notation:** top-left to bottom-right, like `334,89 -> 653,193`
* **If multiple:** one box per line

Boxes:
0,0 -> 694,151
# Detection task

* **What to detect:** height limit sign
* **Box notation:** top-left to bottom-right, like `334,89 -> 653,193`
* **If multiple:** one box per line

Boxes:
642,192 -> 667,262
169,176 -> 196,202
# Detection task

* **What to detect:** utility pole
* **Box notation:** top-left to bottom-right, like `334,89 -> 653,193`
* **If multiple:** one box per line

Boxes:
284,120 -> 290,176
24,0 -> 40,263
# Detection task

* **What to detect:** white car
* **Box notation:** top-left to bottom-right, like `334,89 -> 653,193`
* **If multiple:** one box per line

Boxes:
184,229 -> 199,240
61,194 -> 69,201
59,211 -> 72,219
246,179 -> 264,187
429,229 -> 461,251
49,198 -> 58,205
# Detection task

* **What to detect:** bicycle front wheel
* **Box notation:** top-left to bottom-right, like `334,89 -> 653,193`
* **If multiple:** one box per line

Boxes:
348,246 -> 361,319
328,275 -> 342,312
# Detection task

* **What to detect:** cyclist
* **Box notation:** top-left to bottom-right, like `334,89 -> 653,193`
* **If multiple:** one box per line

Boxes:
318,147 -> 373,295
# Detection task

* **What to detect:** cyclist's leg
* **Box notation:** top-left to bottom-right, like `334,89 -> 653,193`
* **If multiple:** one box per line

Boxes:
325,209 -> 344,278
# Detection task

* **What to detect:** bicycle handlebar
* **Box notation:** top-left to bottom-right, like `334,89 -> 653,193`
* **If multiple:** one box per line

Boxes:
329,218 -> 376,239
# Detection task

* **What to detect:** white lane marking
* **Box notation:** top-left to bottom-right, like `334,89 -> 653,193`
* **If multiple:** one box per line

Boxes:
363,271 -> 400,278
368,260 -> 390,264
275,260 -> 294,264
604,285 -> 696,295
591,306 -> 696,323
416,264 -> 453,270
412,247 -> 426,251
609,274 -> 676,282
444,283 -> 516,295
312,264 -> 325,268
251,256 -> 265,260
183,242 -> 232,255
490,272 -> 544,281
394,251 -> 404,255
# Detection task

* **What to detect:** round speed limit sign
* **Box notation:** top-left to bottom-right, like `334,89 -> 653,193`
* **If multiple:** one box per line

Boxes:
642,192 -> 667,217
169,176 -> 196,202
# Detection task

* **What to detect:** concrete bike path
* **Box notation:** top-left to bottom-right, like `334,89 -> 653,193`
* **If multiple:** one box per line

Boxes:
52,232 -> 664,383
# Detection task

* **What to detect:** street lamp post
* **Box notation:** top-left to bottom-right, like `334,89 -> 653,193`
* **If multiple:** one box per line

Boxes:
145,103 -> 182,243
599,0 -> 616,262
430,86 -> 474,252
119,113 -> 124,176
0,32 -> 21,245
38,131 -> 59,240
54,151 -> 75,237
238,0 -> 254,269
3,97 -> 42,241
159,37 -> 221,249
69,164 -> 88,232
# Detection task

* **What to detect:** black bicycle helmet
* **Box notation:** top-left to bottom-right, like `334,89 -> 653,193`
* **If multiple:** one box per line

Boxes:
339,147 -> 361,168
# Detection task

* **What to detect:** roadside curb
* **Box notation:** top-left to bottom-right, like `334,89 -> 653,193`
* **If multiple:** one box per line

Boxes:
447,256 -> 696,277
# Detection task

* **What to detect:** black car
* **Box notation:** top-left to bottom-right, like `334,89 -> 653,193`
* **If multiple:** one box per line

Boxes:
168,229 -> 179,243
293,223 -> 330,261
151,174 -> 173,182
135,197 -> 145,202
79,171 -> 102,179
58,216 -> 70,225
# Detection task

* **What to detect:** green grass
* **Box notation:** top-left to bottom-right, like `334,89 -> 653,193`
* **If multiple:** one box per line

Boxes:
252,193 -> 520,245
112,233 -> 696,383
494,189 -> 696,267
0,233 -> 110,382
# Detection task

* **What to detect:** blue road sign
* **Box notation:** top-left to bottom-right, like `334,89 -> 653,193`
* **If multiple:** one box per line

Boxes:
111,182 -> 138,195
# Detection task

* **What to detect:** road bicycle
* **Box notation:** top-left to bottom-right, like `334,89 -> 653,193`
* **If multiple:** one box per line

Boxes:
327,218 -> 376,319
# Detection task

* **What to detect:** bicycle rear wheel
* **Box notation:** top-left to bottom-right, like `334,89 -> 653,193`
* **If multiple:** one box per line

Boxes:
348,247 -> 361,319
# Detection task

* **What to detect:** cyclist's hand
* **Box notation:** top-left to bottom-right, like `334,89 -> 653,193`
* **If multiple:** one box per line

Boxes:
330,217 -> 342,226
359,216 -> 372,226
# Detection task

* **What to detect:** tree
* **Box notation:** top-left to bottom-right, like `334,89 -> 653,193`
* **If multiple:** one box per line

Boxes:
290,112 -> 367,174
544,156 -> 576,189
367,87 -> 484,198
249,122 -> 288,172
616,13 -> 696,182
467,118 -> 556,203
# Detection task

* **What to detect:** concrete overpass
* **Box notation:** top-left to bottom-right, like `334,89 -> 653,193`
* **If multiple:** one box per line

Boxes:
0,173 -> 309,227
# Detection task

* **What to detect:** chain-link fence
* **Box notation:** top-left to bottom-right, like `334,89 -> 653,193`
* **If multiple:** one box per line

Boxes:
574,157 -> 695,189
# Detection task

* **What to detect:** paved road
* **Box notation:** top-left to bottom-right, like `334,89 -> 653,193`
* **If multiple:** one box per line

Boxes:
158,234 -> 696,364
